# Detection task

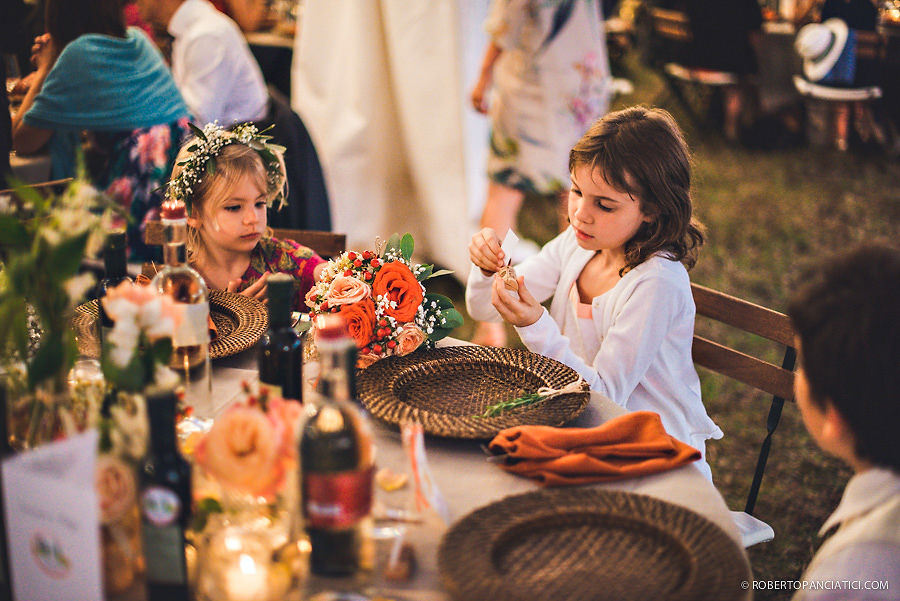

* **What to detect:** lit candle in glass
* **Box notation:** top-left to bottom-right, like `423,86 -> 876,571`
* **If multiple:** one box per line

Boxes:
224,552 -> 268,601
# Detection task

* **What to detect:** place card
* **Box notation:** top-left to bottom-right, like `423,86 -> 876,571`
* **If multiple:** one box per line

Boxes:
2,430 -> 102,601
500,229 -> 519,266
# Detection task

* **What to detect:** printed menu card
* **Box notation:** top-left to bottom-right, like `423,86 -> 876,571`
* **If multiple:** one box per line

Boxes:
2,430 -> 102,601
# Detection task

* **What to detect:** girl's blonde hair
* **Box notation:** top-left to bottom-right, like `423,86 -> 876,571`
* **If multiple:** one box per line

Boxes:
569,106 -> 704,275
170,141 -> 287,261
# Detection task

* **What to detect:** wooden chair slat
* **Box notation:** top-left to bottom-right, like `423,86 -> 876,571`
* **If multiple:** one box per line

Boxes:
692,336 -> 795,401
692,283 -> 795,347
650,7 -> 693,42
144,221 -> 345,258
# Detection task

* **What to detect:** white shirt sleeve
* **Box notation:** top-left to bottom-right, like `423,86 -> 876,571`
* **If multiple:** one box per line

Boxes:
177,34 -> 230,125
464,229 -> 566,323
517,271 -> 686,408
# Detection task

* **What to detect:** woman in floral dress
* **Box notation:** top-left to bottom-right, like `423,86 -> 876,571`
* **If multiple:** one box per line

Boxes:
469,0 -> 612,346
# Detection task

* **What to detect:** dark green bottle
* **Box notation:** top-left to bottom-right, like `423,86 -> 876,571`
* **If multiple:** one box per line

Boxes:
259,273 -> 304,402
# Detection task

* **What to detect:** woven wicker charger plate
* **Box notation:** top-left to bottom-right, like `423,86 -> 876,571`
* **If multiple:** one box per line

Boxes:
438,488 -> 751,601
356,346 -> 590,439
73,289 -> 268,360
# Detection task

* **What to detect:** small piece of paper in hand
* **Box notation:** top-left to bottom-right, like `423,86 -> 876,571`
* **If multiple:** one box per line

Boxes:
500,230 -> 520,266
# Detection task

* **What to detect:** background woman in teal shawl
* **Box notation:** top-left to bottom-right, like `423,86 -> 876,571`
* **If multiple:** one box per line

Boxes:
12,0 -> 191,259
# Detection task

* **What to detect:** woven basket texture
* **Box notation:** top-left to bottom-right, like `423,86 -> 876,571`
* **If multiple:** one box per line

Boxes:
438,488 -> 751,601
73,290 -> 267,360
356,346 -> 590,439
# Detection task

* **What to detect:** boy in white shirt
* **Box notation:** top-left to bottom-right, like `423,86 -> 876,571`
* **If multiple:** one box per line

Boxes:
788,243 -> 900,600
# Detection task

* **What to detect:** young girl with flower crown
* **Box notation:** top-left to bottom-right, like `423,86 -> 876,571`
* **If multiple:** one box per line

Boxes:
467,106 -> 722,479
167,123 -> 326,310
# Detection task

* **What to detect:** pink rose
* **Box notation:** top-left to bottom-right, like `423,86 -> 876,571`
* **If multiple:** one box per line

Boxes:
194,404 -> 286,499
305,286 -> 321,310
95,454 -> 137,524
325,275 -> 370,307
395,324 -> 426,356
101,279 -> 181,340
356,353 -> 381,369
266,397 -> 303,460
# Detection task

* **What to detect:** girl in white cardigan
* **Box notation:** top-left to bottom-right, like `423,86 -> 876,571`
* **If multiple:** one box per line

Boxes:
467,106 -> 722,479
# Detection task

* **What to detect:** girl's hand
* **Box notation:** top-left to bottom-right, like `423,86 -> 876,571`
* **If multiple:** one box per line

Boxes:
469,227 -> 505,276
228,271 -> 270,303
490,275 -> 542,328
31,34 -> 58,74
470,77 -> 489,114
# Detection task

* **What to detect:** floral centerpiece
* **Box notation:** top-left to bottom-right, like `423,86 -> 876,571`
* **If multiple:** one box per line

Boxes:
304,233 -> 463,367
192,385 -> 304,600
0,176 -> 117,447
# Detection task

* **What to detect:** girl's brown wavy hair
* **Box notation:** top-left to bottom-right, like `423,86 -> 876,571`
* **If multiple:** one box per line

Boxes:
569,106 -> 704,275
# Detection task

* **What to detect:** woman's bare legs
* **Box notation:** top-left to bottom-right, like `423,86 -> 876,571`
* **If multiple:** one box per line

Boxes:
471,180 -> 524,347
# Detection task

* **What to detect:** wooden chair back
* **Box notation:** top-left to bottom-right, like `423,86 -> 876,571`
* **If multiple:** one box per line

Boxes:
143,221 -> 346,259
650,7 -> 692,44
691,282 -> 797,516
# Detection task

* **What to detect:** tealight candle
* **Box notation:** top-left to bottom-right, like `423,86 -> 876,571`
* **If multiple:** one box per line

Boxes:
224,553 -> 268,601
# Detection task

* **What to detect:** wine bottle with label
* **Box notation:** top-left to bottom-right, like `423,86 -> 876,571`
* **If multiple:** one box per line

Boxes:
140,388 -> 191,601
259,273 -> 303,402
96,231 -> 132,345
301,315 -> 373,577
151,199 -> 211,410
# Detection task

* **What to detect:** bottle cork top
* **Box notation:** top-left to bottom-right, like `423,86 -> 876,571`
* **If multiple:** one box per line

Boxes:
160,199 -> 187,220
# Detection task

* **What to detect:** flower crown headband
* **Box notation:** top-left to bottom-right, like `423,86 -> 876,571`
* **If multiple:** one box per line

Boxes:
166,122 -> 288,213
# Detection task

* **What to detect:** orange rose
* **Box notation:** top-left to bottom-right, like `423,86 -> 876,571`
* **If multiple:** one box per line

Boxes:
340,298 -> 377,349
371,262 -> 423,322
95,454 -> 137,524
395,324 -> 427,356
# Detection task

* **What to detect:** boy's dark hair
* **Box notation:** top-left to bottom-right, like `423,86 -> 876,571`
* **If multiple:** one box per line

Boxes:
46,0 -> 126,52
569,105 -> 704,275
788,242 -> 900,471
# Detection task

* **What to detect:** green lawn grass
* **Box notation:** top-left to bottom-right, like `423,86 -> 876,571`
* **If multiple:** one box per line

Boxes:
437,48 -> 900,600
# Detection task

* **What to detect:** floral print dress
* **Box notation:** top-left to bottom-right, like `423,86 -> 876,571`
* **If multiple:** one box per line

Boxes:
238,236 -> 325,311
486,0 -> 611,195
90,118 -> 192,260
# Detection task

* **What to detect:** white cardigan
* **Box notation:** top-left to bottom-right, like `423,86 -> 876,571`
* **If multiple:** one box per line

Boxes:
466,228 -> 722,450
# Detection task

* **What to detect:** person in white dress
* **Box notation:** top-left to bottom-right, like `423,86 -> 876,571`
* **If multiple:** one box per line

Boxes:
469,0 -> 612,346
467,106 -> 721,479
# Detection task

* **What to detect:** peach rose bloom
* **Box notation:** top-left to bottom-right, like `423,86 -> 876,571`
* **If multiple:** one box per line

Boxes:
326,275 -> 370,307
95,454 -> 137,524
356,353 -> 381,369
266,397 -> 303,460
194,404 -> 286,499
396,324 -> 427,356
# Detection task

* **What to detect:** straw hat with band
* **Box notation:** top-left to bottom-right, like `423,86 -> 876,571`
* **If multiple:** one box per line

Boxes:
795,18 -> 850,82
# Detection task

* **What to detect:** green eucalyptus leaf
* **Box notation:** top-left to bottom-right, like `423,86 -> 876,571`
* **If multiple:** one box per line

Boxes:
151,337 -> 173,366
400,233 -> 414,261
206,158 -> 216,175
0,216 -> 29,249
439,308 -> 464,329
27,335 -> 65,389
46,231 -> 90,280
424,292 -> 455,309
427,269 -> 454,280
385,233 -> 402,256
188,122 -> 207,142
415,264 -> 433,282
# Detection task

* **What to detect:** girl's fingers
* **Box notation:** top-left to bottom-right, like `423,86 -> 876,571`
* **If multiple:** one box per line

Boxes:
226,279 -> 241,293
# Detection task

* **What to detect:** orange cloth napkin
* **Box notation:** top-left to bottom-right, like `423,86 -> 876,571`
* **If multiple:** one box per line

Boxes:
488,411 -> 701,487
135,274 -> 217,340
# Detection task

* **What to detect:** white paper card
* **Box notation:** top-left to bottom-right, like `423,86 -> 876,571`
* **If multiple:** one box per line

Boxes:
500,229 -> 519,265
2,430 -> 103,601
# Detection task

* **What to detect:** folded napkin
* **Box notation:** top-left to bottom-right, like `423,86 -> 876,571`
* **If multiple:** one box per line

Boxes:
135,273 -> 218,340
488,411 -> 700,487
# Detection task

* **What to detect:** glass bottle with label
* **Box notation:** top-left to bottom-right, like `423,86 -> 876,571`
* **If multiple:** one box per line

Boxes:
96,231 -> 132,345
140,387 -> 192,601
259,273 -> 304,402
151,199 -> 211,410
301,315 -> 373,577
